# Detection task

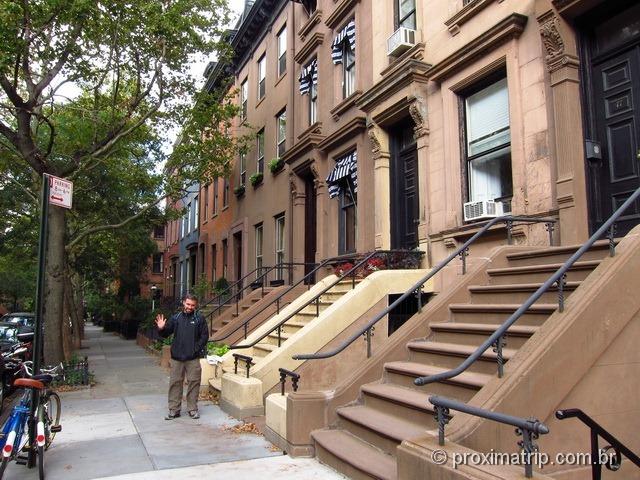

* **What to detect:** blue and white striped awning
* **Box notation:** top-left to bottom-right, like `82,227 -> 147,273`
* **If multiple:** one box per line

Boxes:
327,150 -> 357,198
331,20 -> 356,65
299,59 -> 318,95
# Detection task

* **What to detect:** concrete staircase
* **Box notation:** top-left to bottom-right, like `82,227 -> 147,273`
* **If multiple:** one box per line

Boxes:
211,287 -> 276,335
312,242 -> 612,480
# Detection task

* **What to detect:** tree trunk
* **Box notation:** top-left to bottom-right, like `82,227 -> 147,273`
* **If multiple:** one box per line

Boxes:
43,207 -> 66,364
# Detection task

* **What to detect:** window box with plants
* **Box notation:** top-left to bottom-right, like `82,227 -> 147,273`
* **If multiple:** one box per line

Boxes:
249,172 -> 264,187
268,157 -> 284,175
234,184 -> 245,197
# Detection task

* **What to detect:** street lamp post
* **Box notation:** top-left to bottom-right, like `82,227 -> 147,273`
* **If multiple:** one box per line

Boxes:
150,284 -> 157,312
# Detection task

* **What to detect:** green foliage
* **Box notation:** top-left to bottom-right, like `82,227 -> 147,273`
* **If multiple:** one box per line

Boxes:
152,335 -> 173,351
249,172 -> 263,186
213,277 -> 230,294
268,158 -> 284,174
207,342 -> 229,356
192,274 -> 213,301
234,184 -> 245,196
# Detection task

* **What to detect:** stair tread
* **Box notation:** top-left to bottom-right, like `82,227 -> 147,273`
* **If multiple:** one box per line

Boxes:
407,341 -> 518,359
313,429 -> 396,480
338,405 -> 426,443
361,383 -> 436,413
506,240 -> 613,260
468,282 -> 580,292
449,303 -> 557,313
430,322 -> 539,336
384,361 -> 491,388
487,260 -> 600,275
254,343 -> 277,352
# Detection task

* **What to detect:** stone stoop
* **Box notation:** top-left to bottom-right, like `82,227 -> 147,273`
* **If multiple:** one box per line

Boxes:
307,240 -> 616,480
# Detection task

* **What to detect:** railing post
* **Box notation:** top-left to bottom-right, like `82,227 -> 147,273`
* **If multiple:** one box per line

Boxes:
433,405 -> 451,446
545,221 -> 555,246
506,219 -> 514,245
280,370 -> 286,396
516,420 -> 541,479
459,247 -> 469,275
316,297 -> 320,317
608,224 -> 617,257
364,327 -> 374,358
234,355 -> 239,374
556,273 -> 567,313
416,287 -> 423,313
276,297 -> 280,314
591,428 -> 602,480
292,374 -> 299,392
492,334 -> 506,378
245,360 -> 251,378
244,321 -> 248,339
277,325 -> 282,347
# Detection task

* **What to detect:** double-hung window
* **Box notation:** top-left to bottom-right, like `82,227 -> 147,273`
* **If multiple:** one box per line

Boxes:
211,244 -> 217,281
276,110 -> 286,157
223,178 -> 229,207
203,185 -> 209,219
339,185 -> 357,254
277,27 -> 287,77
193,195 -> 199,231
464,76 -> 513,210
258,54 -> 266,100
342,42 -> 355,98
255,223 -> 263,279
213,178 -> 218,215
240,79 -> 248,120
257,129 -> 265,174
396,0 -> 416,29
274,214 -> 285,280
152,254 -> 163,274
222,239 -> 228,278
239,152 -> 247,186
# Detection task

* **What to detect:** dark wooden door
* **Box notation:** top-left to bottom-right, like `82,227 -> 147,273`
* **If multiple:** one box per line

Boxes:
233,232 -> 242,285
586,3 -> 640,235
391,124 -> 419,249
304,176 -> 317,281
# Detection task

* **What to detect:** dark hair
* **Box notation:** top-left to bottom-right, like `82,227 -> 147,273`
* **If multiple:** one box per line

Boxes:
183,293 -> 199,303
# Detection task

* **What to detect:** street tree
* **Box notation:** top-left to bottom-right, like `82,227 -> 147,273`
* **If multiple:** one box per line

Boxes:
0,0 -> 242,362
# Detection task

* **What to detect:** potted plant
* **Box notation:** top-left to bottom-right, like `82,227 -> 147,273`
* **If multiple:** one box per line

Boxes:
334,262 -> 355,277
249,172 -> 263,187
268,157 -> 284,174
234,184 -> 245,196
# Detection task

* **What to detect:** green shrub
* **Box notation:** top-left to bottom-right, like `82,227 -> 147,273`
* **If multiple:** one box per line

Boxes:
207,342 -> 229,356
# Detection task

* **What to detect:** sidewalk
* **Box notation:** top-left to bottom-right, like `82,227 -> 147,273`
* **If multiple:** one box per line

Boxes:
5,324 -> 345,479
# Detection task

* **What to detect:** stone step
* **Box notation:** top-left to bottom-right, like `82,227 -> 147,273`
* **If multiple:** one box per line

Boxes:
504,239 -> 613,267
429,322 -> 539,349
467,281 -> 580,304
448,303 -> 556,326
360,383 -> 437,429
313,429 -> 397,480
486,260 -> 600,284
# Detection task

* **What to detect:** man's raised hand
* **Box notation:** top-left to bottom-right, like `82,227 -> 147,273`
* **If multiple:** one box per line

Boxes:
156,313 -> 166,330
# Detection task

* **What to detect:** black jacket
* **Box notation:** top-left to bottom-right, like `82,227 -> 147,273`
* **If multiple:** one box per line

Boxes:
159,310 -> 209,361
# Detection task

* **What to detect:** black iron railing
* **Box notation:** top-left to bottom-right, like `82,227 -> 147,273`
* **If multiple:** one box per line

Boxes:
415,186 -> 640,386
430,396 -> 549,478
279,368 -> 300,395
210,259 -> 332,343
293,216 -> 555,361
233,353 -> 254,378
556,409 -> 640,479
230,250 -> 387,351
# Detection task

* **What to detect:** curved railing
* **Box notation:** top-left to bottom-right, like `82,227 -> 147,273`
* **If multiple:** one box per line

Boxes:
415,185 -> 640,386
293,216 -> 556,361
229,250 -> 387,350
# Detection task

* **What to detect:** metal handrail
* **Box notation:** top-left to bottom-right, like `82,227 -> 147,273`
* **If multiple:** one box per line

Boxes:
556,408 -> 640,479
210,258 -> 333,342
230,250 -> 383,350
415,185 -> 640,386
293,216 -> 556,361
199,266 -> 265,310
279,368 -> 300,395
430,395 -> 549,478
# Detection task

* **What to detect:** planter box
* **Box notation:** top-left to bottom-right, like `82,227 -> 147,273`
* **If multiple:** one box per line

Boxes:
160,345 -> 172,368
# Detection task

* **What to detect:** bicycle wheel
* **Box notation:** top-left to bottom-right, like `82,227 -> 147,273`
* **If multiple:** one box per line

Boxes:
37,445 -> 44,480
0,379 -> 4,416
42,392 -> 61,449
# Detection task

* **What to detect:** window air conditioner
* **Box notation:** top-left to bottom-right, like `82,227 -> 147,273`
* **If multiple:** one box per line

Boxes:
463,200 -> 504,222
387,27 -> 416,57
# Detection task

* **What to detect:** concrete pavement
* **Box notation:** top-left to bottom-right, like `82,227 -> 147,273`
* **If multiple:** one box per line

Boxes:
4,324 -> 345,479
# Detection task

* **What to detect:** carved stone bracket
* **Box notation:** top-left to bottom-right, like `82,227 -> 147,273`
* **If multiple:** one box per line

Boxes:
409,96 -> 429,139
538,12 -> 566,72
368,124 -> 389,160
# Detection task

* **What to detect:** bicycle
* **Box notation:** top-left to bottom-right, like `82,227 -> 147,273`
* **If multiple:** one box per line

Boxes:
0,352 -> 63,480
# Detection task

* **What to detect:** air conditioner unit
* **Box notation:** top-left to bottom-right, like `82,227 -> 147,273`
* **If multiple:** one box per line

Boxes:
463,200 -> 504,222
387,27 -> 417,57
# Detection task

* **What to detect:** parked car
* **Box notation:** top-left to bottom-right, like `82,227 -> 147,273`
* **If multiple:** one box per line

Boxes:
1,312 -> 35,328
0,323 -> 34,414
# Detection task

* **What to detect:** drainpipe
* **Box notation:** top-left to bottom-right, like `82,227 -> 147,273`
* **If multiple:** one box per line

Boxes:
287,0 -> 296,283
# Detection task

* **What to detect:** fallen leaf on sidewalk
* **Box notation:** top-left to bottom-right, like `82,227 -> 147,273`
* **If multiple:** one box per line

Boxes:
222,422 -> 262,435
198,390 -> 219,404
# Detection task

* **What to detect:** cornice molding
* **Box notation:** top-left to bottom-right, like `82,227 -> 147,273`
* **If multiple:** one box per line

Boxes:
295,32 -> 324,64
329,91 -> 362,121
282,125 -> 325,165
317,116 -> 367,153
298,9 -> 323,41
428,13 -> 528,82
325,0 -> 360,29
445,0 -> 504,36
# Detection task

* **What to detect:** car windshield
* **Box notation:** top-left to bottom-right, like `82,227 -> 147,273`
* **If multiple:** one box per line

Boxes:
4,316 -> 32,326
0,325 -> 18,341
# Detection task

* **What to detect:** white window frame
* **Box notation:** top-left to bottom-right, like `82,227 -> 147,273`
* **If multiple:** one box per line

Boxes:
277,26 -> 287,77
258,54 -> 266,100
276,110 -> 286,158
255,223 -> 263,279
275,214 -> 285,280
240,79 -> 248,120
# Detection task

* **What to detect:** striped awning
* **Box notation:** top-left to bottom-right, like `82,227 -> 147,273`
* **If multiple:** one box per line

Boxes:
327,150 -> 357,199
299,59 -> 318,95
331,20 -> 356,65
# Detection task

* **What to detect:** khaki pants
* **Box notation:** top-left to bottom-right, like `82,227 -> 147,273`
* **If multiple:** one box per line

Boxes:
168,358 -> 202,413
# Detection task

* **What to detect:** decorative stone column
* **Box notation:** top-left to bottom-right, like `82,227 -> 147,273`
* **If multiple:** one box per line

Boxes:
369,124 -> 391,249
538,9 -> 590,243
289,173 -> 306,277
409,95 -> 430,252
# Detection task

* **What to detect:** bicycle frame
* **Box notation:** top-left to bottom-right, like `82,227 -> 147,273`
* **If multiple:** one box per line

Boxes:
1,390 -> 32,460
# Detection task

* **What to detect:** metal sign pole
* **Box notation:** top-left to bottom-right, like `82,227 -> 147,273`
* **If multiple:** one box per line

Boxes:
28,174 -> 49,468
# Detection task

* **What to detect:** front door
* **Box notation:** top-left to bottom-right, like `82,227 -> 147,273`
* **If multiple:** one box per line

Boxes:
391,122 -> 419,249
583,2 -> 640,235
304,175 -> 317,282
233,232 -> 242,287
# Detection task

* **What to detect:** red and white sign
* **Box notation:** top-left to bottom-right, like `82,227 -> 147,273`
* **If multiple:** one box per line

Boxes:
48,175 -> 73,209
